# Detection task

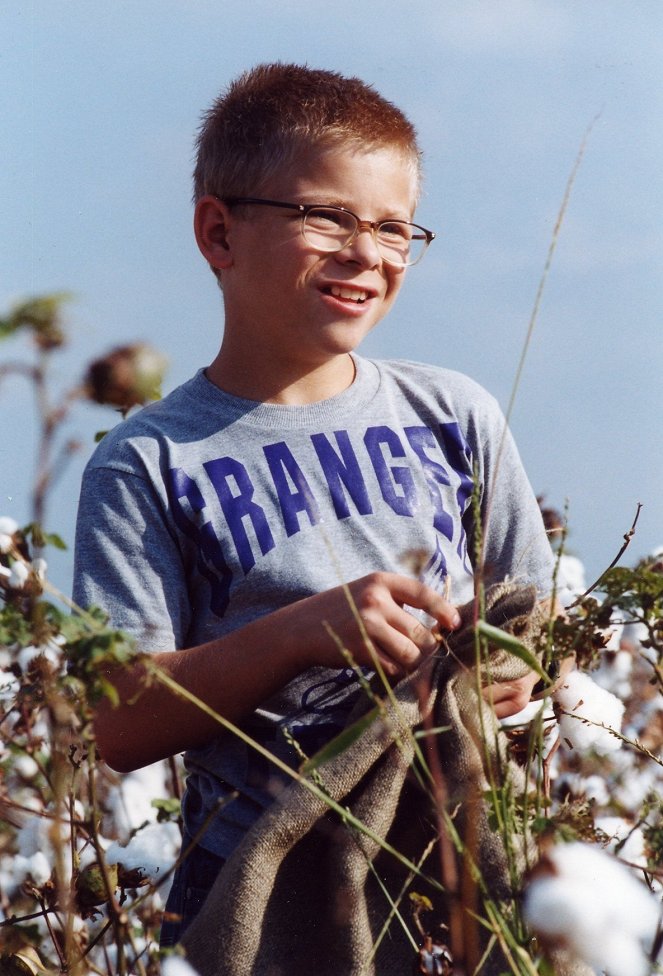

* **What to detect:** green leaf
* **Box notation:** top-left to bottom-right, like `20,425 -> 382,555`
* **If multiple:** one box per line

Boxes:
94,430 -> 109,442
151,797 -> 181,822
476,620 -> 550,683
98,678 -> 120,708
0,318 -> 19,340
300,707 -> 379,776
20,523 -> 67,552
44,532 -> 67,551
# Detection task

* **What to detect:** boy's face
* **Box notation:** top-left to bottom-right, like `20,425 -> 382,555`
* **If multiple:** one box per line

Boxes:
211,144 -> 418,373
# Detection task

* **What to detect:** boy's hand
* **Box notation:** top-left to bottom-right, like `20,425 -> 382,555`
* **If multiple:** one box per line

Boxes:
481,670 -> 540,719
296,572 -> 461,679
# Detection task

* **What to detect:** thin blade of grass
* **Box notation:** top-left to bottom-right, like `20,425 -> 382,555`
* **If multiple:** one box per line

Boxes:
301,706 -> 379,775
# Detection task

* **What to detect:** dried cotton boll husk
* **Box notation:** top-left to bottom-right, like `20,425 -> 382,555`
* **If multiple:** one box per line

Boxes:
554,669 -> 624,755
524,841 -> 661,976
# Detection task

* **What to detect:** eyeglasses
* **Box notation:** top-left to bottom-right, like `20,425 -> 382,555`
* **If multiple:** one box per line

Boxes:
223,197 -> 436,267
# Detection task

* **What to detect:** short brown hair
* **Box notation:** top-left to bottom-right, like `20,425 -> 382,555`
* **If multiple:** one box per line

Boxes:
193,63 -> 422,203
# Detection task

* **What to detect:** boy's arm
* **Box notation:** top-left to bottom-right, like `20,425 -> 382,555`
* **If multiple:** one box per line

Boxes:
93,572 -> 462,773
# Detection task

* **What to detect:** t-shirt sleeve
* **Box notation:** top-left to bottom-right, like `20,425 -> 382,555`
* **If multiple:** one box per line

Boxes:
474,397 -> 554,598
73,464 -> 191,651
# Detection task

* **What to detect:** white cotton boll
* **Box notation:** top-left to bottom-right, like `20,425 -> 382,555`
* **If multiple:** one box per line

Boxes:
8,560 -> 30,589
13,854 -> 33,884
13,851 -> 51,886
14,754 -> 40,779
499,698 -> 548,727
31,557 -> 47,580
17,815 -> 47,858
593,650 -> 633,699
27,851 -> 52,886
17,811 -> 70,860
161,956 -> 202,976
0,516 -> 19,535
596,817 -> 647,867
106,821 -> 180,883
0,518 -> 18,552
0,533 -> 14,554
524,841 -> 661,976
17,792 -> 43,814
603,620 -> 624,652
0,668 -> 20,702
0,858 -> 22,899
107,760 -> 170,838
554,670 -> 624,756
614,762 -> 662,816
555,553 -> 587,606
619,619 -> 649,654
566,773 -> 610,807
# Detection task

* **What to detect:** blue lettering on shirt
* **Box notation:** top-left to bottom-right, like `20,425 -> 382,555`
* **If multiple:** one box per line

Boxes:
168,420 -> 476,620
263,441 -> 321,537
363,425 -> 417,517
404,425 -> 454,540
310,430 -> 373,518
166,467 -> 233,617
204,456 -> 276,573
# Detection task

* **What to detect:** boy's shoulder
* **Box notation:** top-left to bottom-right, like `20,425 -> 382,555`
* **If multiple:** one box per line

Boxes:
369,355 -> 499,413
85,370 -> 212,472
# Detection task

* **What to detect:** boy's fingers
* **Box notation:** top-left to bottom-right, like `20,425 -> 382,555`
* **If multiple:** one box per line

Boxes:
363,614 -> 425,670
482,673 -> 539,717
385,575 -> 461,631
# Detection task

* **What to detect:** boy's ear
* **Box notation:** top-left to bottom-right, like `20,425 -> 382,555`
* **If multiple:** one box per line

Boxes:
194,196 -> 234,270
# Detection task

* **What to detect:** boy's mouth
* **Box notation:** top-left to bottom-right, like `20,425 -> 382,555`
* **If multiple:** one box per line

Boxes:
324,284 -> 369,305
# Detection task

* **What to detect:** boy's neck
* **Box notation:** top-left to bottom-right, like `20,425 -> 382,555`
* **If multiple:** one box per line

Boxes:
205,349 -> 357,405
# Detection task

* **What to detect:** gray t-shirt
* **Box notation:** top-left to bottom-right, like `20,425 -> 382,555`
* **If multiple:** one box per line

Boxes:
73,355 -> 554,857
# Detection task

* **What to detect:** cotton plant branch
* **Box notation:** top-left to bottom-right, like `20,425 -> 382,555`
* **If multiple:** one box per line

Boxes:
556,709 -> 663,768
567,501 -> 643,609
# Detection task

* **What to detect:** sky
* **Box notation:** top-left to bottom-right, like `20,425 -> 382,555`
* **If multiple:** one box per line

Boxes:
2,0 -> 662,597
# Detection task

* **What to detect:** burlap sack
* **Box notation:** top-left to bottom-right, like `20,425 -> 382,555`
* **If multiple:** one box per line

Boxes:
181,584 -> 592,976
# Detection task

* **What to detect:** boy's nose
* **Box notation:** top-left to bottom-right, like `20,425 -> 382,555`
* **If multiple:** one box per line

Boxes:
336,225 -> 382,268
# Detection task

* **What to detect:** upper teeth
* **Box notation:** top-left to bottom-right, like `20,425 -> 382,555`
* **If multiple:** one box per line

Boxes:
330,285 -> 368,302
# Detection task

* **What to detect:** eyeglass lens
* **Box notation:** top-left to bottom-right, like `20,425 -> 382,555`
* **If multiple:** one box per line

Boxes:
302,208 -> 427,267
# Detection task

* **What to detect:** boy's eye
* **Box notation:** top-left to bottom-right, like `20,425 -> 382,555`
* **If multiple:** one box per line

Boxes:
378,221 -> 412,242
306,208 -> 350,232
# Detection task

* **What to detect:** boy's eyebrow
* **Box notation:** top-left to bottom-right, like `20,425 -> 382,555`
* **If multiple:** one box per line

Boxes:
299,196 -> 414,219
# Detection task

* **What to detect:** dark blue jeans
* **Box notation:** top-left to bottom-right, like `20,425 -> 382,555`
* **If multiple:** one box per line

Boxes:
160,835 -> 226,947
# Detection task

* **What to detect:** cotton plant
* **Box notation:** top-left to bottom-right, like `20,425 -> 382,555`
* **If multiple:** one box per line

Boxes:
523,841 -> 662,976
0,516 -> 176,974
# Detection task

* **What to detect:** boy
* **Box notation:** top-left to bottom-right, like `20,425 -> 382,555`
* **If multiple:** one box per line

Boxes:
73,63 -> 554,949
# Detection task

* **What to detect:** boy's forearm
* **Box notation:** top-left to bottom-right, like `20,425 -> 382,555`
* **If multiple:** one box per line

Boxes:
93,609 -> 309,772
93,572 -> 462,772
